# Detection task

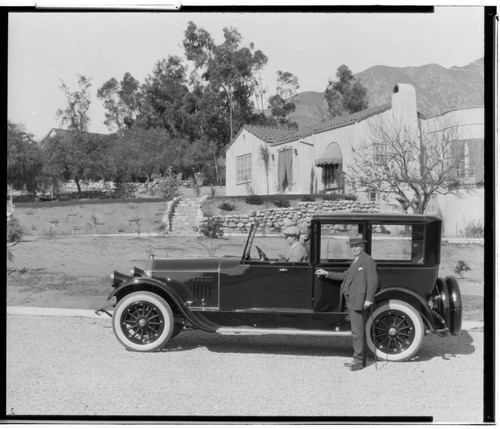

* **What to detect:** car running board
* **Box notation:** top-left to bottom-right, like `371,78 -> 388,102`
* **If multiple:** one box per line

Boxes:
216,327 -> 351,336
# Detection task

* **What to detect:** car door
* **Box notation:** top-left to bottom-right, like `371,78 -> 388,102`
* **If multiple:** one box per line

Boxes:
290,263 -> 315,309
312,221 -> 367,312
248,261 -> 294,308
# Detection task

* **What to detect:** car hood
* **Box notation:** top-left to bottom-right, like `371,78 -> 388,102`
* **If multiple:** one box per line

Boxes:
150,257 -> 241,273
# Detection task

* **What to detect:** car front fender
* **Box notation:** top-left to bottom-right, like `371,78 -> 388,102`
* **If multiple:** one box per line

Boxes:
108,277 -> 219,332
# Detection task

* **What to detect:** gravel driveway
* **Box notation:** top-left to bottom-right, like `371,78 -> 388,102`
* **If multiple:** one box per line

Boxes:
6,313 -> 484,422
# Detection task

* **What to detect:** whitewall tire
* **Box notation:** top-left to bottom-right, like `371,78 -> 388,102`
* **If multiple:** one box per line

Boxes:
112,292 -> 174,352
365,299 -> 425,362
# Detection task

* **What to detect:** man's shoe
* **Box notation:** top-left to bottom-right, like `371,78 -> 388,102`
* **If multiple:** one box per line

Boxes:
343,361 -> 356,368
350,362 -> 364,372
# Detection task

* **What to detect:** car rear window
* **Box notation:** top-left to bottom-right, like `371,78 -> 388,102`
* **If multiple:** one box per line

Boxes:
370,223 -> 424,264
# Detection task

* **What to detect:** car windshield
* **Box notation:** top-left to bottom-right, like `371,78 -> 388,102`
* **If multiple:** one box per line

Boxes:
242,223 -> 258,260
241,224 -> 311,262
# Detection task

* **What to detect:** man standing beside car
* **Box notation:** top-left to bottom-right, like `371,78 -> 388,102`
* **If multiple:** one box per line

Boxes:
315,235 -> 378,371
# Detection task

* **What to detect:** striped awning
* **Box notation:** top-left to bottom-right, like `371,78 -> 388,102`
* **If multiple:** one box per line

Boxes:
315,142 -> 342,166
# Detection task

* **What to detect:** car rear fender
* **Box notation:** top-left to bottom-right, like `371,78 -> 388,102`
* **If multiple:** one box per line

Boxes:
432,276 -> 462,336
375,287 -> 442,333
108,277 -> 218,332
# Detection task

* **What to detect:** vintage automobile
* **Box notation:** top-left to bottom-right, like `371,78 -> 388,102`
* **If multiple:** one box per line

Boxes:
98,213 -> 462,361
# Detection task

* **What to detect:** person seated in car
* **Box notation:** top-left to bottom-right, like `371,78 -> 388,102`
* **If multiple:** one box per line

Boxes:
283,226 -> 308,262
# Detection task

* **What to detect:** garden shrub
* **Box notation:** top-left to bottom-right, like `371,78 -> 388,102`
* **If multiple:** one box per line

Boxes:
454,260 -> 471,278
245,194 -> 264,205
274,199 -> 290,208
461,220 -> 484,238
7,216 -> 24,242
300,195 -> 315,202
218,201 -> 236,211
320,193 -> 343,201
156,168 -> 181,200
199,215 -> 224,239
111,182 -> 138,199
321,193 -> 357,201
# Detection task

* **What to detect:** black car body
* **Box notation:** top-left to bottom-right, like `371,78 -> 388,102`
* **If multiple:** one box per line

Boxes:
101,213 -> 462,361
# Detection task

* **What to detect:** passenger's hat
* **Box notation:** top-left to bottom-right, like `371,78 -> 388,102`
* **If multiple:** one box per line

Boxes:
283,226 -> 301,237
349,235 -> 367,247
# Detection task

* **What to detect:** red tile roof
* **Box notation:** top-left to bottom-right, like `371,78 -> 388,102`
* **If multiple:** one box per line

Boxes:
231,103 -> 392,149
243,124 -> 298,143
272,103 -> 392,144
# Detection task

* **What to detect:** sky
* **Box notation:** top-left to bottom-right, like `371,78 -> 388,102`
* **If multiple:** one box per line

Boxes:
7,6 -> 485,141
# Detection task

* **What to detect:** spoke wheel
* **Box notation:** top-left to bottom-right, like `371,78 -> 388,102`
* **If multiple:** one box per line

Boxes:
366,300 -> 424,362
113,292 -> 174,352
121,302 -> 165,345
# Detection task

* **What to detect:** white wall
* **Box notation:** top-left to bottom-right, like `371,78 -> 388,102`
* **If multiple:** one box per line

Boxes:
423,106 -> 484,140
431,188 -> 485,237
226,130 -> 266,196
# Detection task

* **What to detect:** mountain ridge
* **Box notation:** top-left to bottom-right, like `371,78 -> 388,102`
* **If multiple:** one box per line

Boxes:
287,58 -> 483,128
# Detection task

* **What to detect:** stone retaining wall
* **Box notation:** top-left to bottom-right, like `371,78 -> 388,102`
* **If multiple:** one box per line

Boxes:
200,200 -> 380,235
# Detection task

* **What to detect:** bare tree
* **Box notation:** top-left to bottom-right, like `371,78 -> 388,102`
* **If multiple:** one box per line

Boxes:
348,115 -> 466,214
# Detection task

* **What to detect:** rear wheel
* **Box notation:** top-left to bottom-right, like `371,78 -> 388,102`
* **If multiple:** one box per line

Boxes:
112,292 -> 174,352
365,300 -> 425,362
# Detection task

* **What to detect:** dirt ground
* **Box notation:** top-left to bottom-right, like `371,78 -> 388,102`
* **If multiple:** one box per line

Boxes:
7,234 -> 484,322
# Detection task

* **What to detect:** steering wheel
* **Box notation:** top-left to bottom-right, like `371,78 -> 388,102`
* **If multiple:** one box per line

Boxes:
255,245 -> 269,262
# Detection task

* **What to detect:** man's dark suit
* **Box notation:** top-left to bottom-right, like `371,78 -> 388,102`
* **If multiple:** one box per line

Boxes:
325,251 -> 378,363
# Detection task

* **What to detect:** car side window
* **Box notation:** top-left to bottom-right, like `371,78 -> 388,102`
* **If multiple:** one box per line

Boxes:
319,223 -> 361,262
371,223 -> 425,264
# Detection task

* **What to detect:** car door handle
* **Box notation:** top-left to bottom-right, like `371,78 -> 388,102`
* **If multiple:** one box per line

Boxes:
279,268 -> 288,272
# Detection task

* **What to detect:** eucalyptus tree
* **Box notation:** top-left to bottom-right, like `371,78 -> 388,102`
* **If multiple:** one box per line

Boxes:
135,55 -> 192,137
325,64 -> 368,119
268,70 -> 300,128
97,72 -> 140,133
183,21 -> 268,144
56,74 -> 92,132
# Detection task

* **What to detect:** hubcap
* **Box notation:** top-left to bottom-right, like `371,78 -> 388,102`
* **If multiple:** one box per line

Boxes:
372,310 -> 416,354
120,301 -> 165,345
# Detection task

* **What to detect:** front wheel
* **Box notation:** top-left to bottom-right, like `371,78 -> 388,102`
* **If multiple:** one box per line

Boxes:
365,300 -> 425,362
112,292 -> 174,352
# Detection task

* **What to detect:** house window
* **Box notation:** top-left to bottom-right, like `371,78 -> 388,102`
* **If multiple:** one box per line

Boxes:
236,153 -> 252,184
373,143 -> 389,165
322,164 -> 339,189
426,194 -> 438,214
368,191 -> 380,203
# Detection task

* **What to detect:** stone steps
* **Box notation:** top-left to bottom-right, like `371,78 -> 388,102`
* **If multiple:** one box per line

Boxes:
170,196 -> 206,235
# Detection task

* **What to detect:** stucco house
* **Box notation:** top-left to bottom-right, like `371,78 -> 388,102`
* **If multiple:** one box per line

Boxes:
226,83 -> 484,237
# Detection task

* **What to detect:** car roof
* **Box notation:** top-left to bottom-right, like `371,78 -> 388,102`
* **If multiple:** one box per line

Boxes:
312,213 -> 441,223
